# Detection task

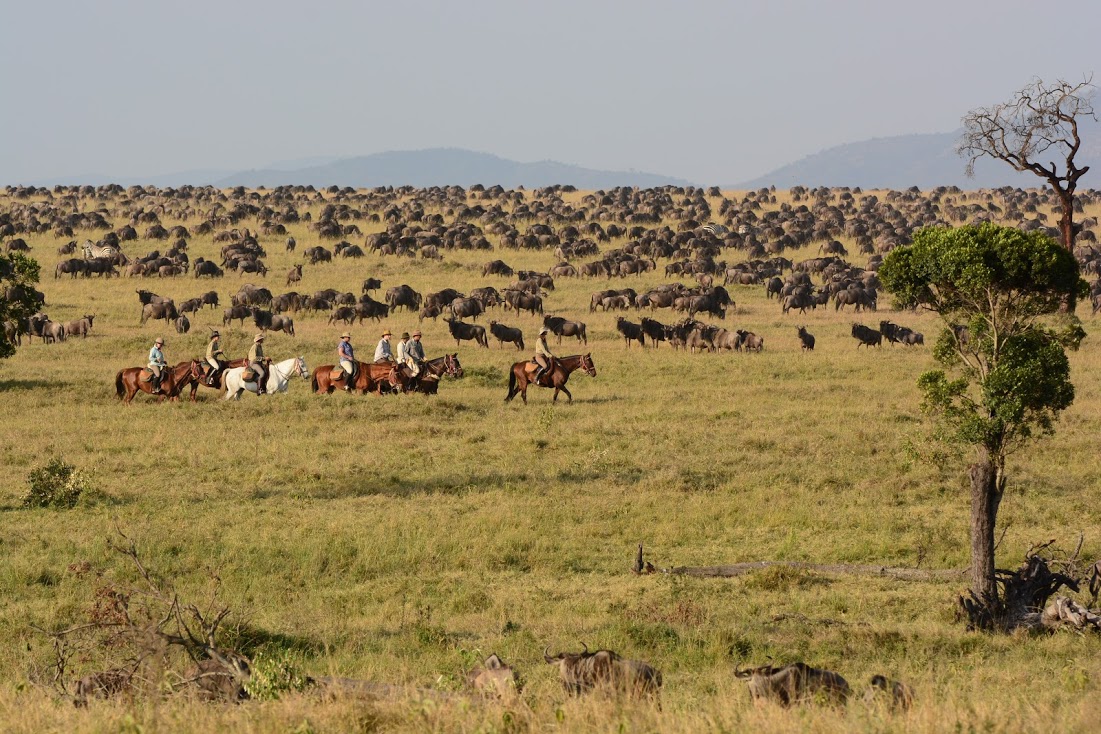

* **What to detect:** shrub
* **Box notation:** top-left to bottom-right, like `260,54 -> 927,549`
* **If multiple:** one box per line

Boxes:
23,458 -> 93,509
243,649 -> 310,701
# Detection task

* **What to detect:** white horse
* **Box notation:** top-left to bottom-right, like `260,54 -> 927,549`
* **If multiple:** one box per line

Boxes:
223,356 -> 309,400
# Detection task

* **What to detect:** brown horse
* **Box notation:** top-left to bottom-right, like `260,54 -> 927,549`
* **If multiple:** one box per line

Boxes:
115,360 -> 199,404
505,353 -> 596,404
311,360 -> 404,395
185,357 -> 247,400
392,353 -> 464,394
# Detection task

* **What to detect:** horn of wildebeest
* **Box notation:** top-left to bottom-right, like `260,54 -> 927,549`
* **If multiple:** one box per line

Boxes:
580,642 -> 589,655
543,647 -> 556,663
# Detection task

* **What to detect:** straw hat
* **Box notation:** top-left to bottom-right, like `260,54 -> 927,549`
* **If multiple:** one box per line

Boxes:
154,337 -> 165,345
381,329 -> 392,337
254,333 -> 265,342
341,332 -> 351,339
412,330 -> 422,337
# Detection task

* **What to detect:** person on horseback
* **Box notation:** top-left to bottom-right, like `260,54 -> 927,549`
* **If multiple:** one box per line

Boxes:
205,330 -> 227,386
373,329 -> 394,363
248,333 -> 267,396
147,337 -> 167,393
406,330 -> 425,378
533,327 -> 555,385
338,331 -> 356,391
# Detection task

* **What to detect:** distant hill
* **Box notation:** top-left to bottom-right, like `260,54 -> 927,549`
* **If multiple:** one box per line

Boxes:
214,148 -> 692,189
738,120 -> 1101,190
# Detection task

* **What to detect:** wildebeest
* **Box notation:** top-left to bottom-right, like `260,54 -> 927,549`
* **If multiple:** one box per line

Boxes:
738,330 -> 764,352
328,306 -> 356,325
544,645 -> 662,699
504,290 -> 544,316
286,264 -> 302,286
178,297 -> 203,315
55,258 -> 87,278
362,277 -> 382,293
175,315 -> 191,334
222,305 -> 250,326
835,287 -> 876,312
385,284 -> 422,312
65,314 -> 96,338
140,301 -> 178,326
543,315 -> 587,345
43,320 -> 66,343
269,315 -> 295,336
880,320 -> 923,346
864,675 -> 914,711
306,246 -> 332,264
467,654 -> 521,699
615,317 -> 645,347
797,326 -> 815,350
252,308 -> 274,331
639,317 -> 666,347
450,297 -> 484,321
446,318 -> 489,347
483,259 -> 514,277
735,663 -> 850,706
194,259 -> 224,278
355,297 -> 389,323
418,304 -> 442,322
285,236 -> 296,252
851,323 -> 882,347
201,291 -> 220,309
489,320 -> 525,350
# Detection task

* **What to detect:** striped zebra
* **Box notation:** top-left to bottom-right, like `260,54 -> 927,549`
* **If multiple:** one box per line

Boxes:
82,240 -> 118,259
700,223 -> 730,238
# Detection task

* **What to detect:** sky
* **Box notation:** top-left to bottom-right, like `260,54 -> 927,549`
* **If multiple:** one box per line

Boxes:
1,0 -> 1098,185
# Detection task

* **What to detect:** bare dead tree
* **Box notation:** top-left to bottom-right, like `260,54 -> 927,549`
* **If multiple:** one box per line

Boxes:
958,76 -> 1096,250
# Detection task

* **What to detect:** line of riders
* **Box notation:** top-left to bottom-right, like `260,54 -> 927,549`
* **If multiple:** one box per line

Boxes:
143,327 -> 449,395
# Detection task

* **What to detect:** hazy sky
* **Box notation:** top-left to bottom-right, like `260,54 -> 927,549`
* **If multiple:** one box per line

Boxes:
2,0 -> 1098,184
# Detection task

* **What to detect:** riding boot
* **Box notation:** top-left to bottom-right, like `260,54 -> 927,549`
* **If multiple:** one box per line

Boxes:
257,376 -> 265,396
534,367 -> 544,385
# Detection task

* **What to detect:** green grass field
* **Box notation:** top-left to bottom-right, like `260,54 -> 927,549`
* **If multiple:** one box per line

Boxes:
3,188 -> 1101,732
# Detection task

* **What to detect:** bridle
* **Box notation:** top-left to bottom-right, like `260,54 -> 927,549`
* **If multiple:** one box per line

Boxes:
581,354 -> 596,376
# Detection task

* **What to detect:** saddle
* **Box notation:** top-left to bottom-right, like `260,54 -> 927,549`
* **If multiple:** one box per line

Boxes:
328,367 -> 348,382
141,368 -> 155,382
241,368 -> 256,382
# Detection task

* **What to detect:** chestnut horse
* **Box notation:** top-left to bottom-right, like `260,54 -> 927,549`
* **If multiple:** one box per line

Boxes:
184,357 -> 247,400
505,353 -> 596,404
311,360 -> 404,395
115,360 -> 201,405
390,353 -> 464,394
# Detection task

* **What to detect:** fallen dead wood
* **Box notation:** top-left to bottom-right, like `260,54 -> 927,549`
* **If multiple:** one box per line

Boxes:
661,561 -> 965,582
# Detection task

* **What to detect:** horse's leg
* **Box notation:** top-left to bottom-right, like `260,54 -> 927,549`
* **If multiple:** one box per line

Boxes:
560,385 -> 573,403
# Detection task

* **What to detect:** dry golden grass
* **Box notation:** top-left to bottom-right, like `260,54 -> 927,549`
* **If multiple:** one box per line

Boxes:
2,187 -> 1101,732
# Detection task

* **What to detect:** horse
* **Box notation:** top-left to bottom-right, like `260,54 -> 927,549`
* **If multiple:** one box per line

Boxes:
115,360 -> 199,405
310,360 -> 404,395
184,357 -> 247,400
505,353 -> 596,404
398,353 -> 464,394
223,356 -> 309,400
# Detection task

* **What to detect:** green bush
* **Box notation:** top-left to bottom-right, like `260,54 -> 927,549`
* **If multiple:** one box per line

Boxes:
243,649 -> 310,701
23,458 -> 93,509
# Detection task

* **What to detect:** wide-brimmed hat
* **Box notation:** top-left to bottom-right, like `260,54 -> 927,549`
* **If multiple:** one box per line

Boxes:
254,333 -> 265,342
341,332 -> 351,339
154,337 -> 165,345
210,330 -> 220,337
412,330 -> 422,337
401,331 -> 410,339
381,329 -> 392,337
538,327 -> 549,335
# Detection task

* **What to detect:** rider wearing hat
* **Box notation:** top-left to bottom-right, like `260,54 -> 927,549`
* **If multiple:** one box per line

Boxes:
205,330 -> 227,386
533,326 -> 554,384
406,330 -> 426,378
338,331 -> 356,390
373,329 -> 394,363
148,337 -> 167,393
248,333 -> 267,395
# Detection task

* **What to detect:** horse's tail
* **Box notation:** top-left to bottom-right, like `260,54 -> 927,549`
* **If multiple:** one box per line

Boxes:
506,365 -> 517,401
115,370 -> 124,399
311,370 -> 319,393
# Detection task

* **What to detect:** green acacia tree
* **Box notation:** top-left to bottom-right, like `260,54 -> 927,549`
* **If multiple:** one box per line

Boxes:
0,252 -> 44,359
880,223 -> 1084,616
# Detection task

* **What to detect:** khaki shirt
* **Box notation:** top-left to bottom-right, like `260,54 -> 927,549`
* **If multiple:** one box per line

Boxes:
535,337 -> 554,358
248,343 -> 264,363
206,338 -> 225,362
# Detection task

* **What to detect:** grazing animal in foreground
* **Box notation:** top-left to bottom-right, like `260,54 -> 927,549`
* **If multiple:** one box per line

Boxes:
544,645 -> 661,699
735,663 -> 850,706
505,353 -> 596,404
797,325 -> 815,350
851,323 -> 882,347
468,654 -> 522,699
864,675 -> 914,711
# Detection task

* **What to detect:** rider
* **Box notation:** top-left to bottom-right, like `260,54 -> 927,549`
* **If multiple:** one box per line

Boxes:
248,333 -> 267,396
373,329 -> 394,363
533,327 -> 554,385
205,330 -> 227,386
148,337 -> 167,393
338,331 -> 356,391
405,330 -> 426,379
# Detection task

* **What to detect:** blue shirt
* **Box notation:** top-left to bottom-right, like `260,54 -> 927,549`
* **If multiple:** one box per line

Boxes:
148,346 -> 165,366
338,340 -> 354,361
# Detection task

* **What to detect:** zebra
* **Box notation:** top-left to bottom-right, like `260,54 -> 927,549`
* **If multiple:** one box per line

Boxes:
700,223 -> 730,238
82,240 -> 118,260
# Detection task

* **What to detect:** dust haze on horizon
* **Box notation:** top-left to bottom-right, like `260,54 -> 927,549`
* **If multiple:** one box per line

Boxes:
1,0 -> 1097,186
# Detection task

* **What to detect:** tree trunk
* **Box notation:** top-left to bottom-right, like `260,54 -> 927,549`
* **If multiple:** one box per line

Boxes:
969,454 -> 1002,602
1057,188 -> 1076,251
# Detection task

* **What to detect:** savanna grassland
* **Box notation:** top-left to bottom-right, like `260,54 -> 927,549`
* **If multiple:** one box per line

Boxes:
3,185 -> 1101,733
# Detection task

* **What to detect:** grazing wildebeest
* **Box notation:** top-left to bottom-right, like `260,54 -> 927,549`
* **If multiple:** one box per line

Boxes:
385,284 -> 422,312
765,276 -> 784,299
505,290 -> 544,316
864,675 -> 914,711
140,301 -> 178,326
835,287 -> 876,312
601,295 -> 632,312
738,330 -> 764,352
175,315 -> 190,334
328,306 -> 356,325
269,315 -> 295,336
178,297 -> 203,315
194,260 -> 224,278
797,326 -> 815,350
544,645 -> 662,699
851,323 -> 882,347
362,277 -> 382,293
711,328 -> 742,351
446,318 -> 488,348
782,293 -> 811,315
55,258 -> 87,278
201,291 -> 220,309
286,264 -> 302,286
615,317 -> 645,347
222,305 -> 250,326
418,303 -> 442,322
639,317 -> 666,347
65,314 -> 96,338
543,315 -> 587,345
355,297 -> 389,323
483,259 -> 514,277
251,308 -> 273,331
468,654 -> 521,699
489,320 -> 525,350
735,663 -> 850,707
